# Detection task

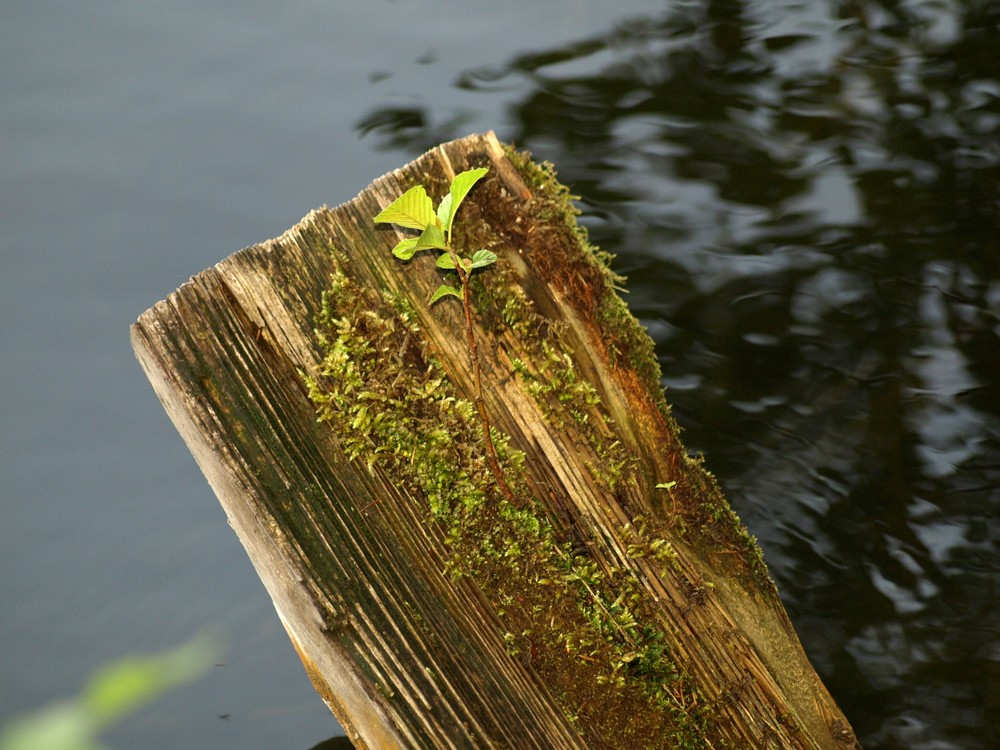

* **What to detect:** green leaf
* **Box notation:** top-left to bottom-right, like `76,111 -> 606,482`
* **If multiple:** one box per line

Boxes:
413,223 -> 447,251
0,703 -> 102,750
374,184 -> 436,230
392,238 -> 419,260
469,249 -> 497,270
443,167 -> 488,236
392,224 -> 446,261
436,193 -> 453,230
83,636 -> 217,726
435,253 -> 458,269
429,284 -> 462,305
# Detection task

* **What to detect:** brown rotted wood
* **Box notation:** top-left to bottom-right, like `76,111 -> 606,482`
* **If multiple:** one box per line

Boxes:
131,132 -> 859,749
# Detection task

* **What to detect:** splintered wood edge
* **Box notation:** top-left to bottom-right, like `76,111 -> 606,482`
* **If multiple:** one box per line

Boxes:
130,300 -> 402,749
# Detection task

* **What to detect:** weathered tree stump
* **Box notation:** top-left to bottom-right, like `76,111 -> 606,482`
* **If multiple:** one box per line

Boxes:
131,132 -> 859,749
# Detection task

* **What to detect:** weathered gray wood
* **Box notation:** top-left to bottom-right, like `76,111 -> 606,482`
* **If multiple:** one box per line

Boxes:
132,132 -> 859,749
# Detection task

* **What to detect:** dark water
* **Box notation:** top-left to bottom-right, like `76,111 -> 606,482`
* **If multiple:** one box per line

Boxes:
3,2 -> 997,749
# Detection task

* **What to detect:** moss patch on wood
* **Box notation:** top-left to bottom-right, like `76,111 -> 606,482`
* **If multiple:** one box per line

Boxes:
497,146 -> 770,588
305,269 -> 718,748
300,144 -> 793,747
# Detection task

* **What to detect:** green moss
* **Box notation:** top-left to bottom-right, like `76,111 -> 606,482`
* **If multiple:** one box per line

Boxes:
306,267 -> 716,748
509,336 -> 636,491
501,144 -> 668,417
307,271 -> 491,524
503,143 -> 772,592
371,185 -> 632,499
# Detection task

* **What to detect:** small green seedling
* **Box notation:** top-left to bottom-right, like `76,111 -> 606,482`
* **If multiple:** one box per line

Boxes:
374,167 -> 496,305
375,167 -> 518,506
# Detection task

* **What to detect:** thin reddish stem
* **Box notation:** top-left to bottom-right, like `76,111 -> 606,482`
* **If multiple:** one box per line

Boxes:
455,264 -> 519,507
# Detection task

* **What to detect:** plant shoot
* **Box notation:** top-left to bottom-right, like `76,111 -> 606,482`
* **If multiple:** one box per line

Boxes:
374,168 -> 518,506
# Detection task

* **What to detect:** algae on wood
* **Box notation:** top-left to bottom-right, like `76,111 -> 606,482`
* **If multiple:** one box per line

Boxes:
131,132 -> 860,749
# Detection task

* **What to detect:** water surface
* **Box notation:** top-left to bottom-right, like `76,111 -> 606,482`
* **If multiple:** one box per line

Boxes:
2,1 -> 997,749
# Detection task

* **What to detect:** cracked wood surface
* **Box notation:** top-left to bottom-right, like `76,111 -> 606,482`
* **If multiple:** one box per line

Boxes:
132,132 -> 858,749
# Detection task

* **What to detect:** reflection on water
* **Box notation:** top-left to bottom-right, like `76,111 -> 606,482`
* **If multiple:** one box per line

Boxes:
358,1 -> 1000,748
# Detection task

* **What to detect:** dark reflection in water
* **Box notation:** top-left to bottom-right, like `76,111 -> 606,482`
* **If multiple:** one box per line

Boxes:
358,1 -> 999,748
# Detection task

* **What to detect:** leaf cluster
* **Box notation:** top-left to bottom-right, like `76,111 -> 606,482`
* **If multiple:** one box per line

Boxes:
374,167 -> 497,304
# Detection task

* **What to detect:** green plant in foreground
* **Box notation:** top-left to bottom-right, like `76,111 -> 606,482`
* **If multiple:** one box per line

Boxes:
0,635 -> 218,750
374,167 -> 518,506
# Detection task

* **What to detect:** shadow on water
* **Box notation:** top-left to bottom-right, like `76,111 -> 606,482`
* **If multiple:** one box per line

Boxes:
357,1 -> 999,748
306,736 -> 357,750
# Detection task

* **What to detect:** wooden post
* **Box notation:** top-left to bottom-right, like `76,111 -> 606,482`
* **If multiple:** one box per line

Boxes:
132,132 -> 860,749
